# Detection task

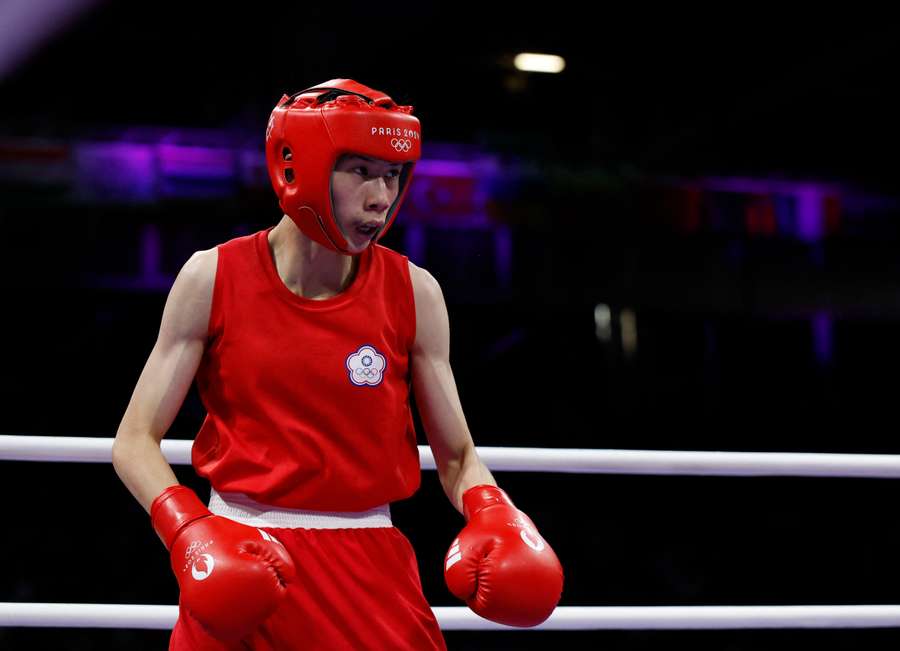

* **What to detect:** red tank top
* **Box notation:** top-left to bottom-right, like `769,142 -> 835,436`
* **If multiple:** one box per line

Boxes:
191,227 -> 421,511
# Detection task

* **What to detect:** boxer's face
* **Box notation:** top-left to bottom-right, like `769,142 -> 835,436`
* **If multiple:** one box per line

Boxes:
331,153 -> 403,254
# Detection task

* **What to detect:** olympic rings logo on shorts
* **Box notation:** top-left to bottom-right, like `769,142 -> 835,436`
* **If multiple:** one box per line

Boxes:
391,138 -> 412,153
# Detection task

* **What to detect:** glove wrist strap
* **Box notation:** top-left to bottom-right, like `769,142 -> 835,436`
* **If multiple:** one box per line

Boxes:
150,485 -> 211,550
462,484 -> 514,521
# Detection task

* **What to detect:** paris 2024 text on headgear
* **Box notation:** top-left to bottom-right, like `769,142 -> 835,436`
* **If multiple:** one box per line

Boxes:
265,79 -> 422,255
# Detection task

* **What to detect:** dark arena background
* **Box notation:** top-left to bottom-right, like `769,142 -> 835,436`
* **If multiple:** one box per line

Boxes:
2,2 -> 900,649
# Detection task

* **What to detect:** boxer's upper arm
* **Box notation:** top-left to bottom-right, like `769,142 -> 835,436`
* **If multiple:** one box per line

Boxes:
115,248 -> 217,446
408,261 -> 474,470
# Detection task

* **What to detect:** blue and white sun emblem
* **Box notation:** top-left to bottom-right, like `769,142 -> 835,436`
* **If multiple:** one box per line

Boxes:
346,345 -> 386,387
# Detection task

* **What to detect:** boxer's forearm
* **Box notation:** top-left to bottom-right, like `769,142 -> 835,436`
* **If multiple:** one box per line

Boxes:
111,434 -> 180,514
439,444 -> 496,515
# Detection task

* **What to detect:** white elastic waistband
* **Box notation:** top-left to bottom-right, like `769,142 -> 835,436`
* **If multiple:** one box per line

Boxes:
208,488 -> 393,529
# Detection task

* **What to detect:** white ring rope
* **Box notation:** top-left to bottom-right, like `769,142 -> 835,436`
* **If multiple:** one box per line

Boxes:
4,436 -> 900,633
2,435 -> 900,477
3,604 -> 900,630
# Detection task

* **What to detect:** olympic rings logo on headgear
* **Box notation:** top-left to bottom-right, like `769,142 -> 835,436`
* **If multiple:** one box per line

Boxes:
355,368 -> 380,378
391,138 -> 412,152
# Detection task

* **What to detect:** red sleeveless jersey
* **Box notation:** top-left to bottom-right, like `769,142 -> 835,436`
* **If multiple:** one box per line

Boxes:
191,227 -> 421,511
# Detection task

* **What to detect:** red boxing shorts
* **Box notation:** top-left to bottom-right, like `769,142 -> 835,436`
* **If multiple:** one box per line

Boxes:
169,490 -> 447,651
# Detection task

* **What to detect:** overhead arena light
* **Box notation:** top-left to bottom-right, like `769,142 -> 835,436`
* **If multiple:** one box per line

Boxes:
513,52 -> 566,74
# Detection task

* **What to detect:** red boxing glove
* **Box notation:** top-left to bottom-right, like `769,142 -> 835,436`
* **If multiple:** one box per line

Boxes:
444,485 -> 563,627
151,485 -> 296,641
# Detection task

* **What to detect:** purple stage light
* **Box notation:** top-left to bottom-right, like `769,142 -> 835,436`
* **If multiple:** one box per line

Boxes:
73,142 -> 156,202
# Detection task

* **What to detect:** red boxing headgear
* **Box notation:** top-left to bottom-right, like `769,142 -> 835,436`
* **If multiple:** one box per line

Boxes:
265,79 -> 422,254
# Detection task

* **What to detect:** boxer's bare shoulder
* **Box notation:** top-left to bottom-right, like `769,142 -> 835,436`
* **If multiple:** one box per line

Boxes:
162,247 -> 218,343
407,260 -> 441,309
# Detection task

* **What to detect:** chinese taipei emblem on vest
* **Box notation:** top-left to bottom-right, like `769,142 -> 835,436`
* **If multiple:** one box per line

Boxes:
346,344 -> 387,387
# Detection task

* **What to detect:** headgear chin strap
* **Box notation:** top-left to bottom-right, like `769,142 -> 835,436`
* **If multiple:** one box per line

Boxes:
265,79 -> 422,254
